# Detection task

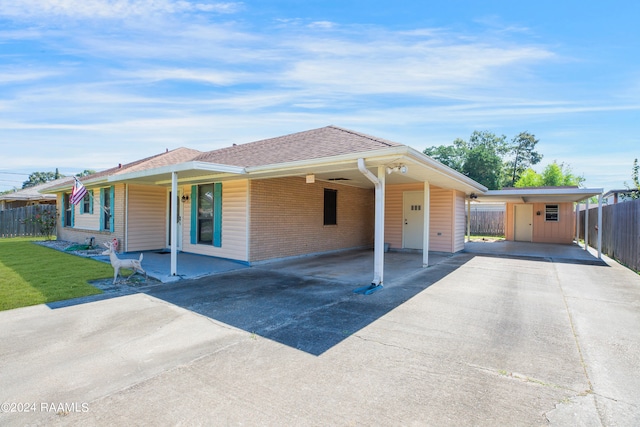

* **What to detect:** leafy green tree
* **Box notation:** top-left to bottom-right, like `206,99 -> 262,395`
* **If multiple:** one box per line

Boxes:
623,158 -> 640,200
514,168 -> 543,187
503,132 -> 543,187
76,169 -> 96,177
423,139 -> 466,171
424,130 -> 508,189
22,169 -> 64,188
514,161 -> 584,187
462,131 -> 508,190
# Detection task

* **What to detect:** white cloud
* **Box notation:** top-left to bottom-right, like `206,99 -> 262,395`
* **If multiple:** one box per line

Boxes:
0,0 -> 242,20
114,68 -> 249,85
0,70 -> 59,84
308,21 -> 335,30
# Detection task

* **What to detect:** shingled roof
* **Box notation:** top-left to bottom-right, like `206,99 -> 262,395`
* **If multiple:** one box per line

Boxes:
194,126 -> 402,167
81,147 -> 202,182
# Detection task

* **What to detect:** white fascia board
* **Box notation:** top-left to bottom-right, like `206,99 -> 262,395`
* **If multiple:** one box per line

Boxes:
485,188 -> 603,197
483,188 -> 604,203
107,161 -> 246,183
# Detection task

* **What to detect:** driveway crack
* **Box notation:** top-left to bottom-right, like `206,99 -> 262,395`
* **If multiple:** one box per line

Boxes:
551,263 -> 608,425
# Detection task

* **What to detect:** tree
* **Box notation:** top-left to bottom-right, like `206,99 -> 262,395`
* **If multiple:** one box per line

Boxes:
462,131 -> 509,190
514,168 -> 542,187
22,169 -> 64,188
623,158 -> 640,200
424,130 -> 508,190
503,132 -> 543,187
76,169 -> 96,177
423,139 -> 466,171
514,161 -> 585,187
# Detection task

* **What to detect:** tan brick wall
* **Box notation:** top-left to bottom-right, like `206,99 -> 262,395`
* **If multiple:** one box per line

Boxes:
56,184 -> 126,252
249,177 -> 374,262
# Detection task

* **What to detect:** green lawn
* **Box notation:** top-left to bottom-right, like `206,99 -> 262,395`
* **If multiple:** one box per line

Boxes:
468,235 -> 505,241
0,238 -> 114,311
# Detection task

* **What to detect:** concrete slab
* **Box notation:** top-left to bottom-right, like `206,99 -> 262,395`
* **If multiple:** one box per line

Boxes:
93,251 -> 249,283
464,240 -> 605,265
257,248 -> 453,286
1,247 -> 638,426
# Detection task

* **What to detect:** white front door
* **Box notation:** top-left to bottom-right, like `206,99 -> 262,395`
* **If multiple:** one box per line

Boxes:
403,191 -> 424,249
514,204 -> 533,242
168,191 -> 183,250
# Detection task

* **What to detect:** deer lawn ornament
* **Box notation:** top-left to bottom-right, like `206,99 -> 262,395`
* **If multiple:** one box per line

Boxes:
102,241 -> 146,284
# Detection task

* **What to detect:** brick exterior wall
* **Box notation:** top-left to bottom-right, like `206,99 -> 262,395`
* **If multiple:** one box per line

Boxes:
249,177 -> 374,262
56,184 -> 127,252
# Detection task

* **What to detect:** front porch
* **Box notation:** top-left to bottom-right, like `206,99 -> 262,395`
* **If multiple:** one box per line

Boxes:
100,249 -> 454,284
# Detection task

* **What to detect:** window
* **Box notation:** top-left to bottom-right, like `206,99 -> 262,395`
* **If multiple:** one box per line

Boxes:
197,184 -> 214,244
80,190 -> 93,214
324,189 -> 337,225
101,187 -> 113,231
545,204 -> 559,222
63,193 -> 72,227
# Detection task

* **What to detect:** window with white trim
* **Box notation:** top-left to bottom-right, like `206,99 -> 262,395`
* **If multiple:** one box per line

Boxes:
545,204 -> 559,222
81,190 -> 93,214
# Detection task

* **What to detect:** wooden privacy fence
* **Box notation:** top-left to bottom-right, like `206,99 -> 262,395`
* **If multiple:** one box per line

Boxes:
0,205 -> 57,238
468,210 -> 505,236
579,199 -> 640,272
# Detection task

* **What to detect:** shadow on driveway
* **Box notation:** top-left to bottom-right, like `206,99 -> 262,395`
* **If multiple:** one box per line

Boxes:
143,255 -> 471,356
47,243 -> 610,357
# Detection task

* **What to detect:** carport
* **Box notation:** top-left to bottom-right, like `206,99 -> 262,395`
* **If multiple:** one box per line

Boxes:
99,248 -> 454,284
472,187 -> 604,258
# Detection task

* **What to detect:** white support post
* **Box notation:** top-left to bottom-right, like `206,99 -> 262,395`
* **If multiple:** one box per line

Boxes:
171,172 -> 178,276
374,166 -> 385,284
575,202 -> 580,243
423,182 -> 430,267
597,194 -> 603,259
584,199 -> 589,251
357,159 -> 385,285
466,198 -> 471,243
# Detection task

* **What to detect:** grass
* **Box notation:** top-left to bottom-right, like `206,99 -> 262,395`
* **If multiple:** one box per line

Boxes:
469,235 -> 505,241
0,237 -> 115,311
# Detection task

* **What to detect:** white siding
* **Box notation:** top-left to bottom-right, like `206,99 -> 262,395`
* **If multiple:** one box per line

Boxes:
182,179 -> 249,262
453,191 -> 466,252
73,191 -> 100,231
429,187 -> 454,252
384,183 -> 423,249
127,185 -> 167,251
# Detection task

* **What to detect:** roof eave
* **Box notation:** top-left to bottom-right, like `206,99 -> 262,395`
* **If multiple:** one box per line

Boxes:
481,188 -> 604,203
107,161 -> 246,183
404,147 -> 488,194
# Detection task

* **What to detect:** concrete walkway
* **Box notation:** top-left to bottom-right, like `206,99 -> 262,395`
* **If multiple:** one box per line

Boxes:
1,243 -> 638,425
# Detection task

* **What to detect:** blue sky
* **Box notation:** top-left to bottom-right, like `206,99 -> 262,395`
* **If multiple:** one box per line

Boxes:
1,0 -> 638,192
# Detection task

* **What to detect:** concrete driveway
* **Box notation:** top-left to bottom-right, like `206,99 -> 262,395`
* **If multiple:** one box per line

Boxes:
1,245 -> 639,426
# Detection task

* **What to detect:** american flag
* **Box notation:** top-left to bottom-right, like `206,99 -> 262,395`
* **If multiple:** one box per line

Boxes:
70,177 -> 88,205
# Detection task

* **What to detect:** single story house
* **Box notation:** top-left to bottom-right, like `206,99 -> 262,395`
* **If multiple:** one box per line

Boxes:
0,177 -> 72,210
46,126 -> 604,284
